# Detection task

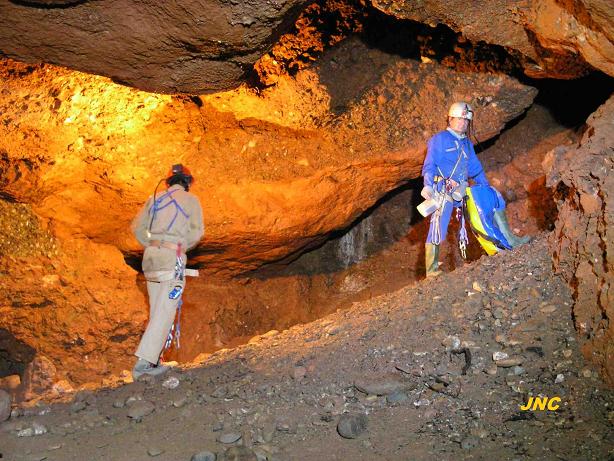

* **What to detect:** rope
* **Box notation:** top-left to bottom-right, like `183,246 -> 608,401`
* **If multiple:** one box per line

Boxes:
163,253 -> 185,352
164,298 -> 182,351
457,206 -> 468,259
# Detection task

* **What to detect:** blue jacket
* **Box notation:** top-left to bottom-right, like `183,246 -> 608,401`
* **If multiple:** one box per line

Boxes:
422,128 -> 488,189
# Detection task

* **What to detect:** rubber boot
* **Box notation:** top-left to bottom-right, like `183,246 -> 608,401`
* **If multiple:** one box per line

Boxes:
425,243 -> 442,278
132,358 -> 170,380
493,210 -> 531,248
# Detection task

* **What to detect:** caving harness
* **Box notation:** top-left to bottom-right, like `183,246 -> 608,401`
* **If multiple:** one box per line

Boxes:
146,185 -> 197,354
148,187 -> 190,236
430,139 -> 470,259
165,243 -> 185,351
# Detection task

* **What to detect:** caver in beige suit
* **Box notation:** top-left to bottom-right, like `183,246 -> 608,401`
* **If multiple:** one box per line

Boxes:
131,180 -> 204,368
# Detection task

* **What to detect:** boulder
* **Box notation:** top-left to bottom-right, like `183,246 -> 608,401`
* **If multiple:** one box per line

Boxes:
0,0 -> 308,93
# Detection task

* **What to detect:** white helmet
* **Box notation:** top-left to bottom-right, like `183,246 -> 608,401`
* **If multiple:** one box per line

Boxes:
448,101 -> 473,120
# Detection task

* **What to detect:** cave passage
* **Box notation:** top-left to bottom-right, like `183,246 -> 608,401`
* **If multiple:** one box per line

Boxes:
0,1 -> 613,400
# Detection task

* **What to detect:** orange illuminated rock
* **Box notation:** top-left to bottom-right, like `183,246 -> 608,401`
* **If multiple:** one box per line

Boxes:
0,51 -> 536,274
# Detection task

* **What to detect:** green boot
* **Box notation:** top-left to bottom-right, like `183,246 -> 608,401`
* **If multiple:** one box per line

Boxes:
425,243 -> 442,278
493,209 -> 531,248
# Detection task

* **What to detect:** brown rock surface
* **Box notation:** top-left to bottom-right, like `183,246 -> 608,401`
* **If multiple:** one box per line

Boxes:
0,236 -> 147,388
370,0 -> 614,78
0,44 -> 539,392
0,54 -> 536,275
0,389 -> 10,422
0,0 -> 307,93
547,94 -> 614,386
3,0 -> 611,93
1,237 -> 613,460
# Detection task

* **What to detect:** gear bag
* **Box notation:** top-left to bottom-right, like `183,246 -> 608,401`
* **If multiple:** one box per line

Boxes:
464,185 -> 512,255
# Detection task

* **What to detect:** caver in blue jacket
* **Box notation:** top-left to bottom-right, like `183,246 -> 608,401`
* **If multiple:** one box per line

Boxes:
422,128 -> 489,244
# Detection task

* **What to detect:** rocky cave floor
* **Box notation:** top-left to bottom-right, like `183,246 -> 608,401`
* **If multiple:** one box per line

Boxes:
2,236 -> 613,461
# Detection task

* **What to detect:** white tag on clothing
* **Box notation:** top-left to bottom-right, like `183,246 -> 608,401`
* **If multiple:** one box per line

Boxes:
185,269 -> 199,277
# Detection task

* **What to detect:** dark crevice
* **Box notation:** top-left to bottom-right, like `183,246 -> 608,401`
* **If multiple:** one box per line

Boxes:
9,0 -> 88,8
251,177 -> 422,278
0,328 -> 36,379
528,72 -> 614,128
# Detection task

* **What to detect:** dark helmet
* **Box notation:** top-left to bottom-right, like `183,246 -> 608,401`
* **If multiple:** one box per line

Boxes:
165,164 -> 194,189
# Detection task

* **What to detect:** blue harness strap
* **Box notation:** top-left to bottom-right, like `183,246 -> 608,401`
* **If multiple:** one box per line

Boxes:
149,189 -> 190,232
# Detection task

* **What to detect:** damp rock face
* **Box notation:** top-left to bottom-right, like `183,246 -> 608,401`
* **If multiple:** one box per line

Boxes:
370,0 -> 614,79
547,94 -> 614,386
0,0 -> 308,93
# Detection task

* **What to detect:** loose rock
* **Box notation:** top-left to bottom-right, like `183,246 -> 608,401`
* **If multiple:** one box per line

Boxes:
493,351 -> 509,361
292,366 -> 306,380
224,446 -> 258,461
495,358 -> 523,368
147,446 -> 164,457
162,376 -> 180,389
354,376 -> 407,395
337,413 -> 368,439
127,400 -> 155,419
387,390 -> 408,404
191,450 -> 216,461
17,422 -> 48,437
0,389 -> 11,422
461,435 -> 480,449
442,335 -> 461,350
217,432 -> 242,444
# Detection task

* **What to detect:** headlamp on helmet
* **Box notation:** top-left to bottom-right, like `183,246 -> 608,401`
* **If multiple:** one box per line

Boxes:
448,101 -> 474,120
165,163 -> 194,189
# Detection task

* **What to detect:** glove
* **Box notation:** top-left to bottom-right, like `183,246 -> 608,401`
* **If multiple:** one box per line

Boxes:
421,186 -> 435,200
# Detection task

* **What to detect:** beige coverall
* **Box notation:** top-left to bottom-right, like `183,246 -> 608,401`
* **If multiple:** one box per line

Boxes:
131,184 -> 204,364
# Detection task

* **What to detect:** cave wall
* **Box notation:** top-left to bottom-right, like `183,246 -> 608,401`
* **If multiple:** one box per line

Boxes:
547,94 -> 614,386
0,34 -> 538,395
0,52 -> 536,275
370,0 -> 614,79
1,0 -> 613,394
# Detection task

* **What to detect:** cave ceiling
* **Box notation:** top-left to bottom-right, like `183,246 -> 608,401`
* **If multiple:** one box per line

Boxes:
0,0 -> 613,93
0,0 -> 309,94
371,0 -> 614,79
